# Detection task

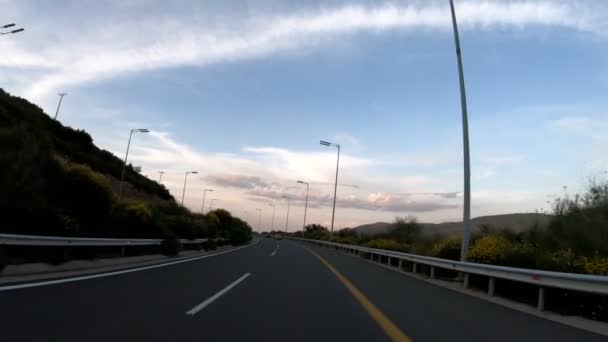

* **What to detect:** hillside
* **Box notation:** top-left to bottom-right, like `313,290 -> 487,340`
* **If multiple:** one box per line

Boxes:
352,213 -> 552,236
0,89 -> 251,244
0,89 -> 171,201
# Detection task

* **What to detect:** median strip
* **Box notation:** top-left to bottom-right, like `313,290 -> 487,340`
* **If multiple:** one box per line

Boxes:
303,246 -> 411,342
186,273 -> 251,315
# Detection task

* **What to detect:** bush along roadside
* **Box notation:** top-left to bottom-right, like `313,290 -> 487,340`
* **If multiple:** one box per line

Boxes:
0,246 -> 6,272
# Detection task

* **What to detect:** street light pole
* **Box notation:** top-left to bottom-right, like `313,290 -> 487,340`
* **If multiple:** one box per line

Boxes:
268,203 -> 276,231
119,128 -> 149,199
209,198 -> 218,211
256,208 -> 262,231
297,180 -> 309,238
181,171 -> 198,205
449,0 -> 472,262
320,140 -> 340,239
158,171 -> 165,183
282,195 -> 290,233
54,93 -> 67,120
201,189 -> 214,213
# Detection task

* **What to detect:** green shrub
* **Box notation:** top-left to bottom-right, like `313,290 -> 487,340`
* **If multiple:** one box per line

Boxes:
504,242 -> 537,268
110,200 -> 163,238
304,224 -> 330,240
207,238 -> 218,250
363,239 -> 406,252
161,236 -> 180,256
430,236 -> 461,260
541,248 -> 584,273
335,235 -> 360,245
0,246 -> 6,272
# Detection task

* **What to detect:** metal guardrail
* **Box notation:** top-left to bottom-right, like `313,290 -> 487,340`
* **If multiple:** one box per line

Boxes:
291,238 -> 608,311
0,233 -> 208,247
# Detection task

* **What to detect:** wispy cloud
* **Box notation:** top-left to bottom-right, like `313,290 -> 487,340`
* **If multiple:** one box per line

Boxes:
1,1 -> 602,100
205,172 -> 458,213
552,116 -> 608,140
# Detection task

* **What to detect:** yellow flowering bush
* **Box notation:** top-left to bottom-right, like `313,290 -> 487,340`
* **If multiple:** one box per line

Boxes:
467,235 -> 511,264
581,256 -> 608,275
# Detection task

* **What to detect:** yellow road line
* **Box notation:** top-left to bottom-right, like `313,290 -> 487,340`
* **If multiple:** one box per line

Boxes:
304,246 -> 412,342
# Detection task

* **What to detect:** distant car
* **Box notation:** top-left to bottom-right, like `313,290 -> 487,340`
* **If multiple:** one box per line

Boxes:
274,234 -> 282,240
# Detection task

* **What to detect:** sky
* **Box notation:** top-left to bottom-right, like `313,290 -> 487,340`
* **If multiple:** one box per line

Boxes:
1,0 -> 607,231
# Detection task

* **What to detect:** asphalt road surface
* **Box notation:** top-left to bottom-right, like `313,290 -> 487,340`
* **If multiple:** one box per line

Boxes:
0,238 -> 605,342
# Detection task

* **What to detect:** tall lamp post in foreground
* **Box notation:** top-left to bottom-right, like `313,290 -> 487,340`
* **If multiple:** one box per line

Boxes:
268,203 -> 276,231
181,171 -> 198,205
449,0 -> 472,261
282,195 -> 290,233
320,140 -> 340,238
119,128 -> 149,199
297,180 -> 309,238
201,189 -> 214,213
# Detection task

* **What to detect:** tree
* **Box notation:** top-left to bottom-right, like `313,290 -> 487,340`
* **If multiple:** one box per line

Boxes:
304,224 -> 329,240
385,216 -> 421,245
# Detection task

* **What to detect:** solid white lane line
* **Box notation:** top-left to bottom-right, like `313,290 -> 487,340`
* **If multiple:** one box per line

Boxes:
0,240 -> 259,292
186,273 -> 251,315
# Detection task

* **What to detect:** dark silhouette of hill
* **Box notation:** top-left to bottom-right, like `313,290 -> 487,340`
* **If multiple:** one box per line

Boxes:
0,89 -> 251,244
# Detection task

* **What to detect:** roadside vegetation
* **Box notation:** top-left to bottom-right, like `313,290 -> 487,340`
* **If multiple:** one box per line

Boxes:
0,89 -> 251,267
298,179 -> 608,276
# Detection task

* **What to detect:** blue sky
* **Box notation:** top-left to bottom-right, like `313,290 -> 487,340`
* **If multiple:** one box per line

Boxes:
1,0 -> 607,229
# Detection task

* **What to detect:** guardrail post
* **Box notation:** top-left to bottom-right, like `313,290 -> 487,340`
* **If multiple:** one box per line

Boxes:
413,262 -> 417,274
430,266 -> 435,279
463,273 -> 469,289
488,277 -> 495,296
121,247 -> 125,257
537,287 -> 545,312
398,259 -> 403,270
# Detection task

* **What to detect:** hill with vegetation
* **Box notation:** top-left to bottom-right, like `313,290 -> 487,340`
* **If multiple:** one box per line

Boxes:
352,213 -> 552,236
0,89 -> 251,246
304,182 -> 608,277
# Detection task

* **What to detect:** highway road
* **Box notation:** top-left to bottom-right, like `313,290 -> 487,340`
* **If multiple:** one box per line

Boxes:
0,237 -> 605,341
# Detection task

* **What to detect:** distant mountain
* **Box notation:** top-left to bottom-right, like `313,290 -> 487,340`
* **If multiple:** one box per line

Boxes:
351,213 -> 552,236
350,222 -> 395,235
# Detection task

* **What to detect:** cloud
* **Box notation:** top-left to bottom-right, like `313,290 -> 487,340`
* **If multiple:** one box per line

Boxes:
400,191 -> 461,199
242,145 -> 375,182
204,170 -> 457,213
205,174 -> 273,190
552,116 -> 608,139
474,152 -> 524,180
547,116 -> 608,172
1,1 -> 602,100
246,180 -> 458,212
